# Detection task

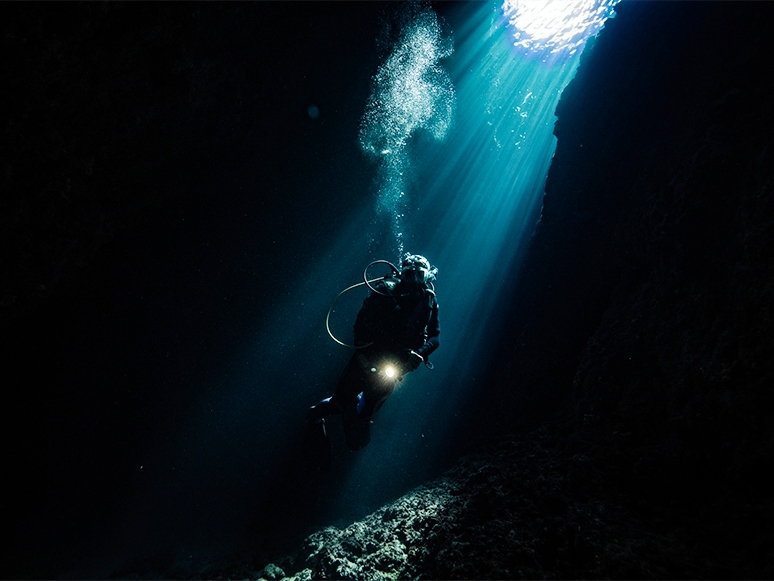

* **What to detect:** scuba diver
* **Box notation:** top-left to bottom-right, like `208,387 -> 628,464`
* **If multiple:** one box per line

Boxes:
304,254 -> 440,468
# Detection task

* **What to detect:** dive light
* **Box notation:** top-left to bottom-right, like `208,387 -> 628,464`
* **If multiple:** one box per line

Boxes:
369,361 -> 401,380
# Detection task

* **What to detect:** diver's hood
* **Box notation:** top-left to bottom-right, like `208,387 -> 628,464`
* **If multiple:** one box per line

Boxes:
400,254 -> 436,285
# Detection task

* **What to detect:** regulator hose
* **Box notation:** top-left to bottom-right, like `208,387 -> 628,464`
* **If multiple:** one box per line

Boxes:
325,260 -> 400,349
364,260 -> 400,296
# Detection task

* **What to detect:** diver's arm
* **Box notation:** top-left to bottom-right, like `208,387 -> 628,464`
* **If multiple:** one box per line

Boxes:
417,299 -> 440,360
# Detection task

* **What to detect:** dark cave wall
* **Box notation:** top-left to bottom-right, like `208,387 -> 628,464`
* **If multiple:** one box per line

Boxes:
0,2 -> 378,329
1,5 -> 385,578
471,0 -> 774,483
566,1 -> 774,488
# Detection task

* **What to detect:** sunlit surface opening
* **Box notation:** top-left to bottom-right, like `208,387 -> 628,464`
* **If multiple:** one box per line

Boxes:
503,0 -> 619,59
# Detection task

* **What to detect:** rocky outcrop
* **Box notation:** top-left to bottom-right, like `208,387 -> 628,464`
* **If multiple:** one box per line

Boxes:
243,429 -> 741,580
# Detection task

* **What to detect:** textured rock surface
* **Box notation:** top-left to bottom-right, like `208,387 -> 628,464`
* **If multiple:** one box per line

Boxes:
260,432 -> 700,580
244,428 -> 765,580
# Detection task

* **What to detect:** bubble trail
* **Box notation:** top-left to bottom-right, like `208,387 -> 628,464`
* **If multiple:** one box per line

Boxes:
359,5 -> 455,259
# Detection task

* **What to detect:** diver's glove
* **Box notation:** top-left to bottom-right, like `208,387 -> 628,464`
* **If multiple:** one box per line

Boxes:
406,350 -> 424,372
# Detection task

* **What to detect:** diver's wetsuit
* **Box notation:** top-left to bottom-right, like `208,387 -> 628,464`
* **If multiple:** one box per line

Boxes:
307,277 -> 439,451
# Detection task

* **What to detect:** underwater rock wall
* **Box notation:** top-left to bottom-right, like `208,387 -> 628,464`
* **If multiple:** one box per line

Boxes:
471,0 -> 774,481
562,1 -> 774,492
259,431 -> 712,580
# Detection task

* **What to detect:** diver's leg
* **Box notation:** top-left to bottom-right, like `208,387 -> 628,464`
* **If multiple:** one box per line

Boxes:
304,396 -> 339,470
307,353 -> 362,421
303,416 -> 332,470
303,354 -> 363,465
339,360 -> 377,451
329,353 -> 365,411
342,391 -> 371,451
307,397 -> 340,421
341,372 -> 398,452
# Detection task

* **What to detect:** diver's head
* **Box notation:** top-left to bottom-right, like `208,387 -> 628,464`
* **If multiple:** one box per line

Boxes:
400,254 -> 437,286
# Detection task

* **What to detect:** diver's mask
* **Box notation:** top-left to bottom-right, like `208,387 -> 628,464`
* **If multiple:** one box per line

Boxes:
400,254 -> 435,286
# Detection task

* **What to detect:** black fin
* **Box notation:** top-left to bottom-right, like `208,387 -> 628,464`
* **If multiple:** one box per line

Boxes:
342,402 -> 372,451
303,418 -> 332,470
